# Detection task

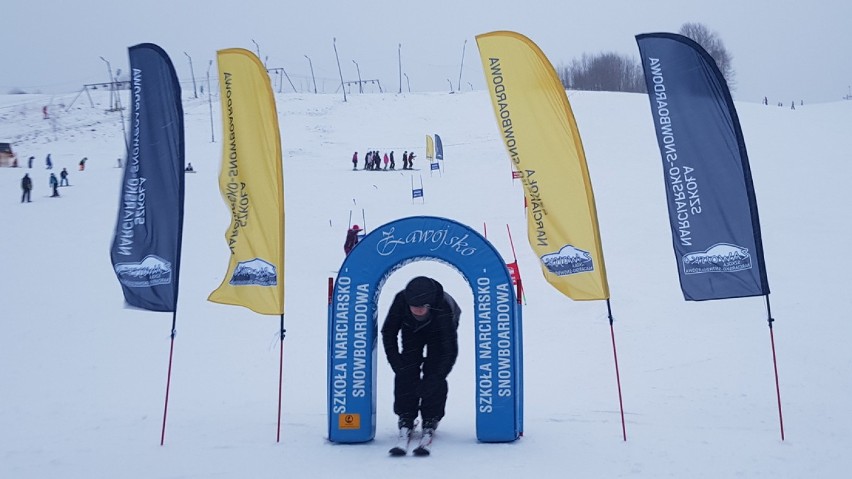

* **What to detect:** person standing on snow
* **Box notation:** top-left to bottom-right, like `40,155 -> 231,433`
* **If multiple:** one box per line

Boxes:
352,151 -> 358,170
49,173 -> 60,197
381,276 -> 460,446
60,168 -> 70,186
21,173 -> 33,202
344,224 -> 362,255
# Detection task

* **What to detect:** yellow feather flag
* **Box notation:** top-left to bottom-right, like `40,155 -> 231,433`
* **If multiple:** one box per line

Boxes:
476,31 -> 609,300
208,48 -> 285,315
426,134 -> 434,160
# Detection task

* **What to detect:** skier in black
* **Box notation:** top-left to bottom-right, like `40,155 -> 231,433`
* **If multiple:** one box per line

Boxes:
382,276 -> 460,446
21,173 -> 33,202
59,168 -> 69,186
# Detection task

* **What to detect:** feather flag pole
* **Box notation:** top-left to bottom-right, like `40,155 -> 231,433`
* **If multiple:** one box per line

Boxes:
109,43 -> 185,445
636,32 -> 781,439
477,31 -> 626,440
208,48 -> 287,441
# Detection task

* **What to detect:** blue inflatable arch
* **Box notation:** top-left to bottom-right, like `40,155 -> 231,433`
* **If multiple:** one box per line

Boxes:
327,216 -> 523,443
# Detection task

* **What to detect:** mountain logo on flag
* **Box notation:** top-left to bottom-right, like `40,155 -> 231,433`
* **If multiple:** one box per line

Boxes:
541,244 -> 594,276
114,255 -> 173,287
229,258 -> 277,286
682,243 -> 752,274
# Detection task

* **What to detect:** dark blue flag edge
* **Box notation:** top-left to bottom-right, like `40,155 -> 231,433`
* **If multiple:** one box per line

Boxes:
636,33 -> 769,301
109,43 -> 185,312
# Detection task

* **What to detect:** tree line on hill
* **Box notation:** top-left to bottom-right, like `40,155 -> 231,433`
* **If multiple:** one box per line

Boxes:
558,22 -> 735,94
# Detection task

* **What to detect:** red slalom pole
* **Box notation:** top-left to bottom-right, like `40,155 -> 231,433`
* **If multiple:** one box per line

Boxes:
765,295 -> 785,441
506,224 -> 526,304
160,312 -> 178,446
607,299 -> 627,441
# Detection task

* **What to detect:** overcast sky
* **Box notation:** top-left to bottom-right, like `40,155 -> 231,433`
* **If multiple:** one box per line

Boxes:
3,0 -> 851,103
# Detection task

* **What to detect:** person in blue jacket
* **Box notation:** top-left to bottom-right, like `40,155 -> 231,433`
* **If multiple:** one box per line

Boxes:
49,173 -> 60,197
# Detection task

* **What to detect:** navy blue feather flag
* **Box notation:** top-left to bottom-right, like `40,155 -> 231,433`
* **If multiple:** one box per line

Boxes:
110,43 -> 185,311
636,33 -> 769,301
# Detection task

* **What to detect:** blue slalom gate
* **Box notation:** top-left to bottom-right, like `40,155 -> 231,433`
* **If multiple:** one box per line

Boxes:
327,216 -> 523,443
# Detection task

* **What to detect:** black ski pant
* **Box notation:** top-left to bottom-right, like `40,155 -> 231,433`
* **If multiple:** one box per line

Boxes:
393,349 -> 453,423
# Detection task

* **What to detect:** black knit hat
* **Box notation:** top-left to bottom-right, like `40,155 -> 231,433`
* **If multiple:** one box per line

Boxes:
404,276 -> 438,307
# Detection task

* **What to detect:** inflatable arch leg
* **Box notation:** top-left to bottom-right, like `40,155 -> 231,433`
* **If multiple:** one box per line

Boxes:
327,216 -> 523,443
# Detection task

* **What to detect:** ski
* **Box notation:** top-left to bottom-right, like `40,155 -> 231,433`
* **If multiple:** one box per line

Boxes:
388,427 -> 413,456
412,429 -> 433,456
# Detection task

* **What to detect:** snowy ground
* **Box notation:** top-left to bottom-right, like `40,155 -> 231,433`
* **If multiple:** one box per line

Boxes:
1,86 -> 851,478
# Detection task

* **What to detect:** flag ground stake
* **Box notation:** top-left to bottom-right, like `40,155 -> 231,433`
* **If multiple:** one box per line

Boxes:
160,312 -> 178,445
765,295 -> 785,440
276,314 -> 287,442
607,300 -> 627,441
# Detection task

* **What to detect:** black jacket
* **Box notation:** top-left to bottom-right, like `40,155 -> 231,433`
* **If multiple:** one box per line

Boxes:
381,282 -> 460,378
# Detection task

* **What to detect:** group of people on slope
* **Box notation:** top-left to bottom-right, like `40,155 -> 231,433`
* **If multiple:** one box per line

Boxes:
20,167 -> 72,202
351,150 -> 417,171
18,152 -> 88,202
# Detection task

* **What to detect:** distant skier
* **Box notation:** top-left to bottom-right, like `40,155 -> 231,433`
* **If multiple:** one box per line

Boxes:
389,151 -> 395,170
49,173 -> 60,197
78,157 -> 87,171
60,168 -> 69,186
402,151 -> 409,170
408,151 -> 416,169
383,153 -> 389,170
45,153 -> 52,169
352,151 -> 358,170
21,173 -> 33,203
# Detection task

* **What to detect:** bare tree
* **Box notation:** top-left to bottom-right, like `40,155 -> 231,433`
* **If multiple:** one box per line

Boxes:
678,22 -> 736,90
559,52 -> 645,93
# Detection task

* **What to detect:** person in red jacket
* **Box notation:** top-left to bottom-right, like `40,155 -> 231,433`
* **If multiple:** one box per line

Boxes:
344,224 -> 361,255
